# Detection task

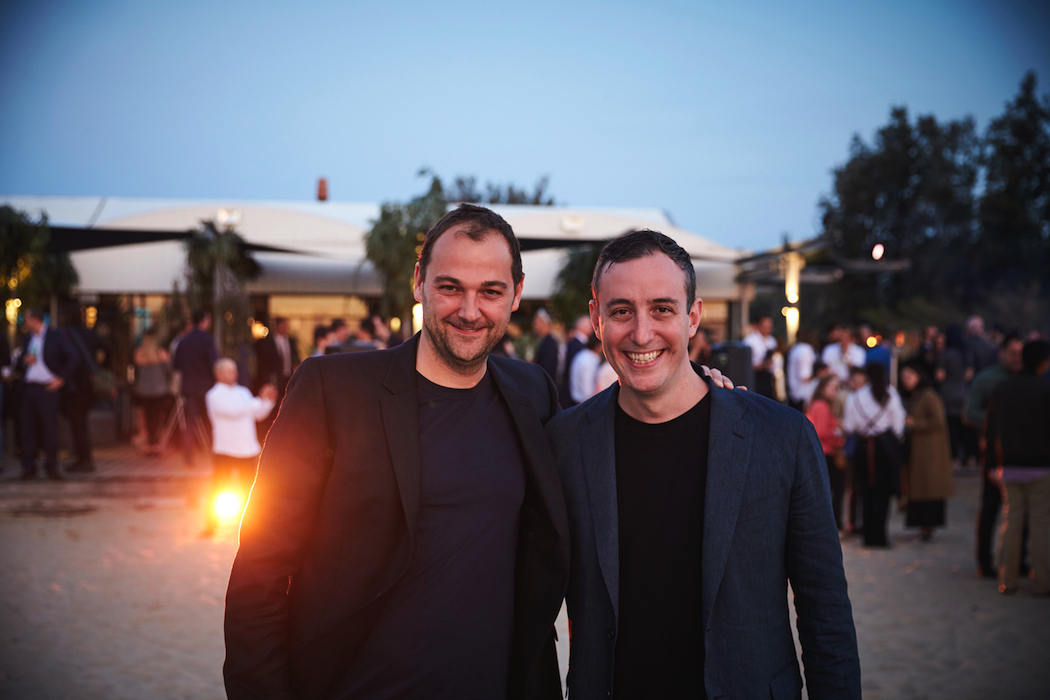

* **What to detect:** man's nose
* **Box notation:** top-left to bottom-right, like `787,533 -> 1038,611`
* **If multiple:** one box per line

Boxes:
630,315 -> 654,346
458,292 -> 481,320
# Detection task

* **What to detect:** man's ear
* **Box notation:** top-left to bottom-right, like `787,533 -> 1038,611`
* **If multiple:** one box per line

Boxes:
413,263 -> 423,303
510,275 -> 524,313
588,299 -> 601,341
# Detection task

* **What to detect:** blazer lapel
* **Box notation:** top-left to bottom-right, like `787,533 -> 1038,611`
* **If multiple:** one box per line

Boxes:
702,382 -> 753,624
580,387 -> 620,620
380,337 -> 423,537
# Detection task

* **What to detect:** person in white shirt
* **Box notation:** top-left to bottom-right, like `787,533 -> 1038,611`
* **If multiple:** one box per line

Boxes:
743,315 -> 778,399
204,359 -> 276,535
568,335 -> 603,404
822,327 -> 867,382
786,328 -> 820,411
842,363 -> 906,548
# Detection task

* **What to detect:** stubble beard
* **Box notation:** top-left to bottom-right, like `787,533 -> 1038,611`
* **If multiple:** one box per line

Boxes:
422,307 -> 507,376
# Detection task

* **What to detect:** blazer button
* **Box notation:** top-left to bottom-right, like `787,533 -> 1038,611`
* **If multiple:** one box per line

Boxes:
607,629 -> 615,639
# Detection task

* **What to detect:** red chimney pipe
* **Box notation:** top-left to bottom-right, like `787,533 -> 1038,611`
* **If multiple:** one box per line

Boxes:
317,178 -> 328,201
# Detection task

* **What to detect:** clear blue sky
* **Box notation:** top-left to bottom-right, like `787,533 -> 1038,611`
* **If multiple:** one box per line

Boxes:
1,0 -> 1047,251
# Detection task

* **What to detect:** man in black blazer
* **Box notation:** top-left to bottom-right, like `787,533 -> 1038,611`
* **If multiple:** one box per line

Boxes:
225,204 -> 569,699
254,316 -> 300,434
15,307 -> 79,480
546,231 -> 859,699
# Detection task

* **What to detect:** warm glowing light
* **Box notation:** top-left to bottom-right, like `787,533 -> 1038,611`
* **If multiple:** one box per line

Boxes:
412,303 -> 423,335
866,337 -> 877,348
84,306 -> 98,329
389,317 -> 401,333
5,299 -> 19,325
214,491 -> 243,519
872,243 -> 885,261
895,331 -> 906,347
251,322 -> 269,339
787,293 -> 799,304
782,306 -> 789,316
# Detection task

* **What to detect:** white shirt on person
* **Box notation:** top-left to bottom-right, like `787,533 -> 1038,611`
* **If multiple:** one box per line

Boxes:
842,384 -> 906,439
786,342 -> 817,404
206,382 -> 275,458
822,342 -> 867,382
595,362 -> 619,393
569,348 -> 602,404
25,323 -> 58,384
743,330 -> 777,368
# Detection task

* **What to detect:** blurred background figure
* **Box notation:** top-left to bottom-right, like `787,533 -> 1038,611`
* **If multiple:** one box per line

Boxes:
743,314 -> 777,399
59,306 -> 101,473
900,362 -> 954,542
325,319 -> 352,354
203,358 -> 276,537
843,363 -> 906,547
0,330 -> 10,466
172,309 -> 216,467
569,334 -> 603,405
965,315 -> 998,378
14,307 -> 78,480
311,324 -> 332,358
561,315 -> 592,408
532,308 -> 561,389
966,332 -> 1026,578
787,327 -> 819,412
688,327 -> 712,366
807,374 -> 846,530
936,325 -> 976,468
132,329 -> 172,456
254,316 -> 299,436
987,340 -> 1050,596
823,326 -> 866,383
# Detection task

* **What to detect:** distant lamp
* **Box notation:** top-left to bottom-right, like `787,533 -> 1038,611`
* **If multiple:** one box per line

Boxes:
389,317 -> 401,333
872,244 -> 885,261
866,336 -> 877,348
412,303 -> 423,335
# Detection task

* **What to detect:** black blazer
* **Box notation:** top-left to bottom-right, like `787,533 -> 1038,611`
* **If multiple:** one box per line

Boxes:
254,333 -> 301,390
224,335 -> 570,700
16,327 -> 79,386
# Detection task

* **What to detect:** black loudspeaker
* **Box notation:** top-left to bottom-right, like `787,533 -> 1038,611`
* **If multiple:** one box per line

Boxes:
709,343 -> 753,390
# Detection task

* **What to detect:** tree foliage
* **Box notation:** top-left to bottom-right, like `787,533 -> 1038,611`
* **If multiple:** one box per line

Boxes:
551,244 -> 603,324
365,174 -> 449,321
0,205 -> 78,324
184,220 -> 261,353
447,175 -> 555,205
813,72 -> 1050,332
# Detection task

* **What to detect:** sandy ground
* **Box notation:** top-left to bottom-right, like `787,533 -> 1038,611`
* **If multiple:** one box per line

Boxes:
0,473 -> 1047,699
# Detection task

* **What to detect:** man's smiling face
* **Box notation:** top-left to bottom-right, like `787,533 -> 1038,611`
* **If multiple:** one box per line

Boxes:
590,252 -> 701,404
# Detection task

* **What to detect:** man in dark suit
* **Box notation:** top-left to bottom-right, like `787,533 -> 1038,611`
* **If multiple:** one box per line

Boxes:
559,314 -> 591,408
533,308 -> 561,389
546,231 -> 860,699
254,316 -> 300,435
15,307 -> 79,480
172,309 -> 217,466
225,204 -> 569,699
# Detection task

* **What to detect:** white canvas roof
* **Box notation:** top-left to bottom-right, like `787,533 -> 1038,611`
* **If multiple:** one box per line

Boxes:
1,195 -> 748,300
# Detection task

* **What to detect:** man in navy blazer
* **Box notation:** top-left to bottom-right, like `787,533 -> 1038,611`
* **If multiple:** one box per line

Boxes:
15,307 -> 79,479
546,231 -> 859,699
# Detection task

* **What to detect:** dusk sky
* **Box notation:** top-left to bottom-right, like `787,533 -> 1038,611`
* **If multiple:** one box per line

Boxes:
2,0 -> 1048,251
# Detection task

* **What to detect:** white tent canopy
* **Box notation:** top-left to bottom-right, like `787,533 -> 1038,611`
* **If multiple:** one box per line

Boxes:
1,195 -> 748,300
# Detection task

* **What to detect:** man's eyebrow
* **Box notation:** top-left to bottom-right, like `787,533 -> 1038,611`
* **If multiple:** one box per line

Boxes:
432,275 -> 508,290
649,298 -> 680,306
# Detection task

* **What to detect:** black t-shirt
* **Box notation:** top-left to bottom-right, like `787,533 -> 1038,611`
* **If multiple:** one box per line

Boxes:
333,371 -> 525,699
613,393 -> 711,700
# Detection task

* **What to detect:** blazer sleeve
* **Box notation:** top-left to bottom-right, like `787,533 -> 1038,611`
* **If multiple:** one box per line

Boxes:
785,416 -> 862,699
224,358 -> 333,700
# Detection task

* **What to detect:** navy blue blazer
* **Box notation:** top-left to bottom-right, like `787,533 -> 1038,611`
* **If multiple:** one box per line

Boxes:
17,327 -> 79,387
172,328 -> 217,396
547,369 -> 860,700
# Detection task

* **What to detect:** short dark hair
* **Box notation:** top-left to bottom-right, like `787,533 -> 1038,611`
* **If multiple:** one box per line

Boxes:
358,317 -> 376,336
191,309 -> 208,326
313,324 -> 329,343
330,318 -> 347,331
591,229 -> 696,308
418,204 -> 522,287
1000,331 -> 1023,350
25,306 -> 45,322
1022,340 -> 1050,374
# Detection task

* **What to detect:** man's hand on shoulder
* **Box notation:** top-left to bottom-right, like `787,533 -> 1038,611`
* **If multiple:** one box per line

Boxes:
700,365 -> 747,391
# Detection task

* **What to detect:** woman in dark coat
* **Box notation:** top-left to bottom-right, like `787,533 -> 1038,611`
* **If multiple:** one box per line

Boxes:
900,363 -> 955,541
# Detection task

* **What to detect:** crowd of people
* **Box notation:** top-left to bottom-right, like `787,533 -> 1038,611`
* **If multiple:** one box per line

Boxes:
740,313 -> 1049,596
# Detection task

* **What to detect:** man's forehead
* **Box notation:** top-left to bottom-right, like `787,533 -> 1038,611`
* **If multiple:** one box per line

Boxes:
597,253 -> 688,303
